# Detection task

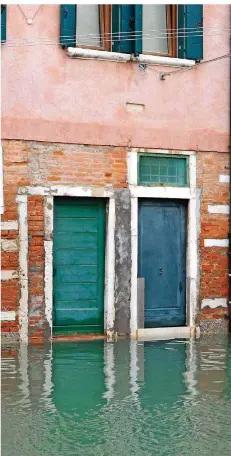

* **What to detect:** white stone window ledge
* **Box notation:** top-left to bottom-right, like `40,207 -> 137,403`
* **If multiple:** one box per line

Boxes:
67,47 -> 195,68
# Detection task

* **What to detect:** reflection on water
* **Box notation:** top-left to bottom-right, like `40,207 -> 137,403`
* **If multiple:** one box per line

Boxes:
2,337 -> 231,456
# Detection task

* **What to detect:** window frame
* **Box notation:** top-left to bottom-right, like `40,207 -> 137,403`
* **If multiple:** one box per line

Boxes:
76,5 -> 111,52
141,5 -> 177,58
137,153 -> 189,188
75,4 -> 177,58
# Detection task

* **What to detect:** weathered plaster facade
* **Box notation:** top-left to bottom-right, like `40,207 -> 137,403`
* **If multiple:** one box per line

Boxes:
1,4 -> 230,340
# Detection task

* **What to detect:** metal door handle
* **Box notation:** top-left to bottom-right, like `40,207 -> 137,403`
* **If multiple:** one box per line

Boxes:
159,267 -> 163,275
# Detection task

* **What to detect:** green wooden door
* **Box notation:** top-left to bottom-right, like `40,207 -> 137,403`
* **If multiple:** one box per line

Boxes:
53,197 -> 106,334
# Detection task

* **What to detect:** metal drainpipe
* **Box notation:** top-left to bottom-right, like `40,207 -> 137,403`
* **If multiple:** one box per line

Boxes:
228,13 -> 231,383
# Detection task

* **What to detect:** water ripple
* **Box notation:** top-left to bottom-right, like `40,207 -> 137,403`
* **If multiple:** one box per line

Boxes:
2,338 -> 231,456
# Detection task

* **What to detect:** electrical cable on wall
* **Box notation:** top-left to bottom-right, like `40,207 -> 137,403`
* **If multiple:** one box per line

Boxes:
4,31 -> 231,42
157,53 -> 231,79
4,26 -> 231,46
2,26 -> 230,77
4,25 -> 231,41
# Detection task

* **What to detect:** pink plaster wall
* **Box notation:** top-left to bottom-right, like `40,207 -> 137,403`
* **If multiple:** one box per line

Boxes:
2,4 -> 230,152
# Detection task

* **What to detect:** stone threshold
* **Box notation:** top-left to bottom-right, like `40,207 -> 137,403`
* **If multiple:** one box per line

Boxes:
137,326 -> 198,341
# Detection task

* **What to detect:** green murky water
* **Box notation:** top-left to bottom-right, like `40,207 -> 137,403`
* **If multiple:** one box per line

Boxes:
2,338 -> 231,456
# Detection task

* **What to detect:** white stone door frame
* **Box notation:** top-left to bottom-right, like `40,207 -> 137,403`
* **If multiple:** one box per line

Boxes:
17,186 -> 115,342
127,149 -> 198,340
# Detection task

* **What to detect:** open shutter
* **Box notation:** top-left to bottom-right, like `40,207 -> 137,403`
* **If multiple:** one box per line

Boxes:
134,5 -> 142,54
112,5 -> 135,54
60,5 -> 76,48
1,5 -> 6,44
178,5 -> 203,61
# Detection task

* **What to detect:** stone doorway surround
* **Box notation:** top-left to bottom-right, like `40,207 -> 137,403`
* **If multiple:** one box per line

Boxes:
17,186 -> 115,343
127,148 -> 199,340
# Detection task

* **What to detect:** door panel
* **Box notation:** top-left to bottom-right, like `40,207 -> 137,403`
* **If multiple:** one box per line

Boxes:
55,283 -> 97,301
55,217 -> 98,233
53,197 -> 106,333
54,308 -> 101,325
54,232 -> 98,249
138,199 -> 186,327
56,265 -> 97,283
55,249 -> 97,265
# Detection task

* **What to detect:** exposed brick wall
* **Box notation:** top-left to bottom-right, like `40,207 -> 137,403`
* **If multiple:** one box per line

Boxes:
2,140 -> 30,221
1,227 -> 19,334
1,251 -> 18,269
1,319 -> 19,335
2,140 -> 127,226
1,280 -> 19,311
28,196 -> 45,343
1,139 -> 128,339
2,141 -> 127,205
1,140 -> 230,337
1,276 -> 19,335
197,152 -> 229,321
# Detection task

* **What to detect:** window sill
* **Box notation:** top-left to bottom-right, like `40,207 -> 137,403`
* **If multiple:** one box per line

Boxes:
67,47 -> 196,68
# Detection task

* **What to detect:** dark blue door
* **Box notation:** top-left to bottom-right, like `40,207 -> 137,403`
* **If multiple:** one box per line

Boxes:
138,199 -> 187,327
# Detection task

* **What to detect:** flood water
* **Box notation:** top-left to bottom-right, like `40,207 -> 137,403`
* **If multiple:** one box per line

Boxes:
2,337 -> 231,456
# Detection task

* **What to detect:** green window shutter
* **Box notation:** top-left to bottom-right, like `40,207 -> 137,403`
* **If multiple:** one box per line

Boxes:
134,5 -> 142,54
178,5 -> 203,61
1,5 -> 6,44
112,5 -> 135,54
177,5 -> 185,59
60,5 -> 76,48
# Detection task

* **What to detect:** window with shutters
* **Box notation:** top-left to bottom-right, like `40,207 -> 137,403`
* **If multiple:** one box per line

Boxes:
60,4 -> 203,61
